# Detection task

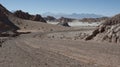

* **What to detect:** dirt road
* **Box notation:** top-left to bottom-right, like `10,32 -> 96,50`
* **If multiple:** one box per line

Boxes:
0,30 -> 120,67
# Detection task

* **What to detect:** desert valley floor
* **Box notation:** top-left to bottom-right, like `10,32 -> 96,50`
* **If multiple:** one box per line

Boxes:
0,24 -> 120,67
0,3 -> 120,67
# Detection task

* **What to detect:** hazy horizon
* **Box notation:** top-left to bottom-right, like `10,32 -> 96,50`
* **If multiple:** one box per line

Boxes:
0,0 -> 120,16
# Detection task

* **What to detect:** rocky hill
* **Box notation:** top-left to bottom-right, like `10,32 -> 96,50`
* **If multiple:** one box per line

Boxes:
0,4 -> 19,34
57,17 -> 71,27
44,16 -> 57,22
85,14 -> 120,43
13,10 -> 46,23
0,4 -> 64,36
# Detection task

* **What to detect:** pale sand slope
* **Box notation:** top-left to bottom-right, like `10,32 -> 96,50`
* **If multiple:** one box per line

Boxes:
8,15 -> 71,32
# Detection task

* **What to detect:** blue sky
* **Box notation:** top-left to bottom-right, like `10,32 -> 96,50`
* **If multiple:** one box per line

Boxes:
0,0 -> 120,16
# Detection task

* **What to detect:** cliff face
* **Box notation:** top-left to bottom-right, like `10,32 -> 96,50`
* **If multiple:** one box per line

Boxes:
14,10 -> 46,23
0,4 -> 19,32
85,14 -> 120,43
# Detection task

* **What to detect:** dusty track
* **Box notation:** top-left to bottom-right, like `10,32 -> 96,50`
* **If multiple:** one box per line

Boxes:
0,37 -> 101,67
1,31 -> 119,67
16,36 -> 120,67
0,26 -> 119,67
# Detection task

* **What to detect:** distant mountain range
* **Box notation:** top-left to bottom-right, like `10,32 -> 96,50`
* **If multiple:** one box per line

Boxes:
42,12 -> 105,19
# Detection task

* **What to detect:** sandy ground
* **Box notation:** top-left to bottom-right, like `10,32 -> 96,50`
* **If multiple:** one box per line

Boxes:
0,20 -> 120,67
47,21 -> 101,27
0,31 -> 120,67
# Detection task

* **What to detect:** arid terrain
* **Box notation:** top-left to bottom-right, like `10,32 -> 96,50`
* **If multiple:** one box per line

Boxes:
0,4 -> 120,67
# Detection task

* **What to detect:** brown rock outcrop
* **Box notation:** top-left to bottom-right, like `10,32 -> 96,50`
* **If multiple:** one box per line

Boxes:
85,14 -> 120,43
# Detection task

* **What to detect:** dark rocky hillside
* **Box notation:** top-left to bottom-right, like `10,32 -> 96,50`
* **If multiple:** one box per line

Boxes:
0,4 -> 19,33
14,10 -> 46,23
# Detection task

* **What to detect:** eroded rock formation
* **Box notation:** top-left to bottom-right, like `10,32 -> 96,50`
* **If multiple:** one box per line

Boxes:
85,14 -> 120,43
